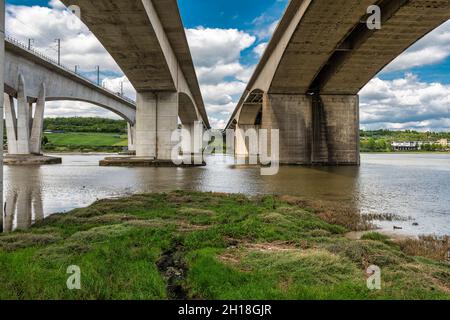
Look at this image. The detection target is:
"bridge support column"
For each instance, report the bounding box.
[312,95,360,165]
[135,92,178,160]
[235,124,259,160]
[136,92,157,158]
[4,78,47,155]
[3,76,61,165]
[30,83,45,155]
[4,75,32,154]
[181,122,203,164]
[127,123,136,152]
[157,93,179,161]
[261,93,312,164]
[4,94,18,154]
[16,75,31,154]
[259,93,359,165]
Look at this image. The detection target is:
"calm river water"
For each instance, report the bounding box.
[2,153,450,236]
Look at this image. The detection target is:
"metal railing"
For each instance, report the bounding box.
[5,34,136,105]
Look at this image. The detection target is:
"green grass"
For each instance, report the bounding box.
[43,132,128,153]
[0,191,449,300]
[45,132,128,147]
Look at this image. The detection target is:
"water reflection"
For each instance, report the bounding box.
[2,153,450,235]
[2,167,44,232]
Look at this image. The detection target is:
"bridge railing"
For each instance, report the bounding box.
[5,35,136,105]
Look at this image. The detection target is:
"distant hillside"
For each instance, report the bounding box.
[361,129,450,141]
[360,130,450,152]
[44,117,127,134]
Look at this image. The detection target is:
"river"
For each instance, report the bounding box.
[2,153,450,236]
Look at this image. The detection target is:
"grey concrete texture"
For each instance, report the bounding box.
[135,91,179,160]
[322,0,450,94]
[60,0,209,128]
[236,94,359,165]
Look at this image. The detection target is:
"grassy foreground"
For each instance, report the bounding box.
[0,191,449,300]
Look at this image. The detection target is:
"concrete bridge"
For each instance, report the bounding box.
[3,37,137,156]
[226,0,450,165]
[61,0,210,161]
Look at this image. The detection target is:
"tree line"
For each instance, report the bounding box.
[360,130,450,152]
[43,117,128,134]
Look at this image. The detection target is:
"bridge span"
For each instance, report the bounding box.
[226,0,450,165]
[3,37,137,155]
[61,0,210,161]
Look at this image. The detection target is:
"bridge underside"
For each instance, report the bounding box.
[232,0,450,166]
[61,0,209,163]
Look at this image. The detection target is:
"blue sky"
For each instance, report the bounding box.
[5,0,450,131]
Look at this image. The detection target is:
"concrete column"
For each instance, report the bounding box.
[181,121,204,164]
[4,94,18,154]
[136,92,157,158]
[261,93,313,164]
[312,95,360,165]
[156,92,178,160]
[127,122,136,152]
[30,83,46,155]
[235,125,247,157]
[16,75,31,154]
[135,91,178,160]
[1,0,5,223]
[235,124,259,157]
[181,123,194,155]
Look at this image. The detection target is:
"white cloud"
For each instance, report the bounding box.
[5,2,121,72]
[208,117,228,129]
[186,27,255,68]
[45,101,122,119]
[186,27,257,128]
[5,2,126,119]
[383,20,450,72]
[251,11,279,41]
[253,42,268,58]
[360,73,450,131]
[102,76,136,101]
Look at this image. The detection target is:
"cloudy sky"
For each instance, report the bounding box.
[5,0,450,131]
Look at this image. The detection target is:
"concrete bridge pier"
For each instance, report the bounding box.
[311,95,360,166]
[181,121,204,165]
[101,92,206,167]
[261,93,313,165]
[260,93,360,165]
[127,123,136,153]
[235,124,260,163]
[4,75,61,165]
[135,91,178,161]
